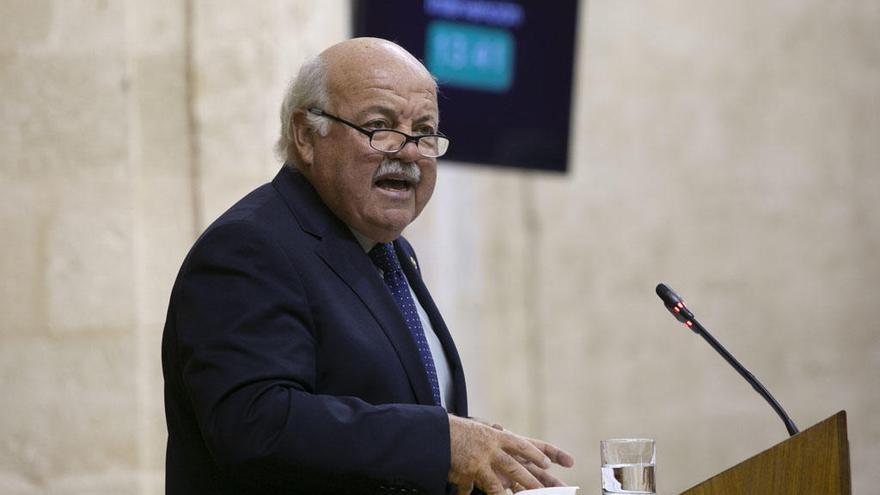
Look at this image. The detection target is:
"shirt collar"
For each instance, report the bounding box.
[349,228,378,253]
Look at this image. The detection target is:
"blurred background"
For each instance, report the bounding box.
[1,0,878,493]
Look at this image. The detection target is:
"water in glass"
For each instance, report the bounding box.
[601,462,655,494]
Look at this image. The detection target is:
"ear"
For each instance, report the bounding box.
[291,109,316,168]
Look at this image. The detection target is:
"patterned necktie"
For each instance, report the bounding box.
[368,242,442,406]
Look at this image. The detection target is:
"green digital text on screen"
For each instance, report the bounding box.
[425,21,515,93]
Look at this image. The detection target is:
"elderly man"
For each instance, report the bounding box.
[162,37,573,494]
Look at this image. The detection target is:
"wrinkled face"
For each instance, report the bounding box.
[296,41,439,243]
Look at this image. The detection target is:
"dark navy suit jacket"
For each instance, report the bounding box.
[162,166,469,494]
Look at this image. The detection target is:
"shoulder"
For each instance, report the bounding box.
[195,165,324,248]
[177,180,308,281]
[169,194,312,322]
[204,182,290,238]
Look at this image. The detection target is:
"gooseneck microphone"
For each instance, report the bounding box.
[655,283,800,437]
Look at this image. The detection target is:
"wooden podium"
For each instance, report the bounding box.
[680,411,851,494]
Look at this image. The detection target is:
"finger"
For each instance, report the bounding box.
[455,481,474,495]
[496,470,517,490]
[475,467,507,495]
[525,462,566,487]
[494,452,543,491]
[502,434,552,469]
[528,438,575,468]
[468,416,504,431]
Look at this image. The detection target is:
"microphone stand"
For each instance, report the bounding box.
[656,283,799,437]
[686,316,799,437]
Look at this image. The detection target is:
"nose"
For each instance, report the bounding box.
[392,139,423,162]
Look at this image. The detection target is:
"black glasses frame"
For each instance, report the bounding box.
[308,108,449,158]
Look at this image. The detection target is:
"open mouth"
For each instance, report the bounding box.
[374,176,414,192]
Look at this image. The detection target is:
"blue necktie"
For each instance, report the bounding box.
[369,242,442,406]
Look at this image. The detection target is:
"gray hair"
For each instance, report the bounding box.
[275,54,332,164]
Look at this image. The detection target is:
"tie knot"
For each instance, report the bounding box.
[368,242,401,274]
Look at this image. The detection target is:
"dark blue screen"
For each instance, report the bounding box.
[353,0,579,172]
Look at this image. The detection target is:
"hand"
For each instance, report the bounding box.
[466,417,575,490]
[447,415,575,495]
[510,434,575,491]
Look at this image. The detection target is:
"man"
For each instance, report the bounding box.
[162,37,573,494]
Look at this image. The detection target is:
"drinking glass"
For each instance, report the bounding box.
[600,438,655,494]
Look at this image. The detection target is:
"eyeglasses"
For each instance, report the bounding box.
[308,108,450,158]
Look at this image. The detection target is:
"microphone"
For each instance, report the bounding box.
[655,283,800,437]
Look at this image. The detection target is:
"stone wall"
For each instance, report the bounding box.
[0,1,349,493]
[1,1,877,493]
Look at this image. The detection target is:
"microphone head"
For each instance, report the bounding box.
[656,283,694,325]
[655,283,679,305]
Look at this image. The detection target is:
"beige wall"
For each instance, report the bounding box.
[1,1,877,493]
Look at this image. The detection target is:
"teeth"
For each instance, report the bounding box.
[376,178,410,191]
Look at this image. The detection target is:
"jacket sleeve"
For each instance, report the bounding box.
[168,219,451,493]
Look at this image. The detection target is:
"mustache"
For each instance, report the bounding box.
[373,159,421,184]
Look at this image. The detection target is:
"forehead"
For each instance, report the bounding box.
[326,45,438,116]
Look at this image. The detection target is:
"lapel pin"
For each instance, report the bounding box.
[409,256,418,270]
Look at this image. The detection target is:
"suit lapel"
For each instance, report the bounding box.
[396,240,469,416]
[271,167,437,406]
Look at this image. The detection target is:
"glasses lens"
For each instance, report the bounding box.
[370,130,450,157]
[418,136,450,157]
[370,130,406,153]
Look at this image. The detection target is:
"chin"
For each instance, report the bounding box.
[367,217,413,243]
